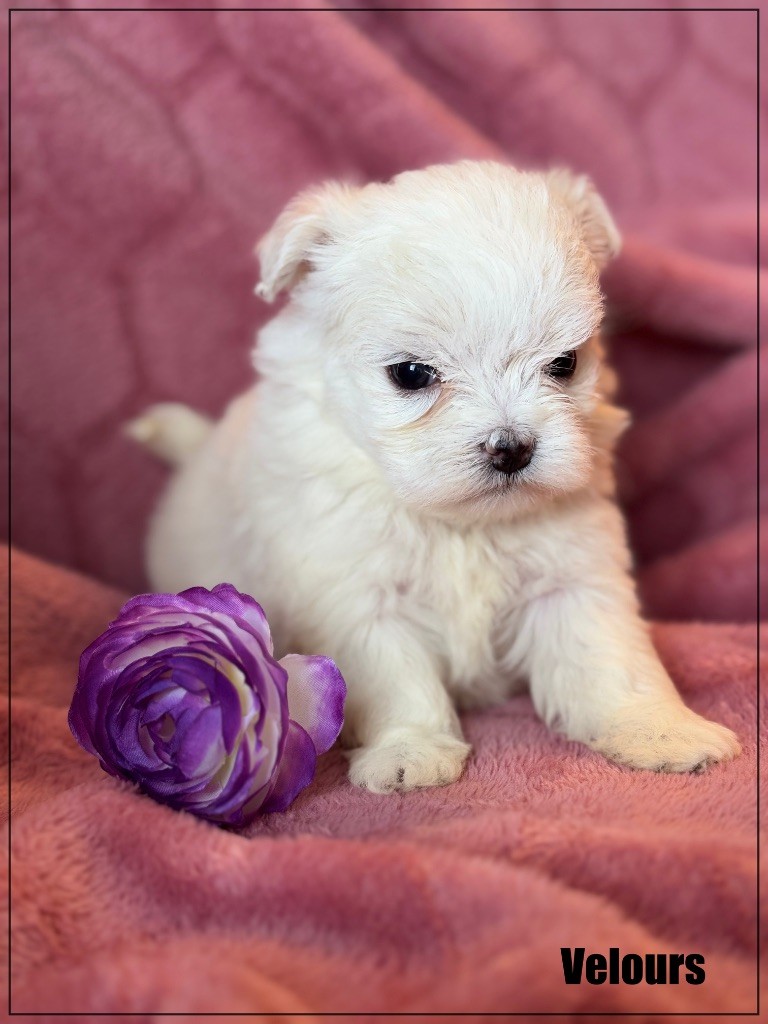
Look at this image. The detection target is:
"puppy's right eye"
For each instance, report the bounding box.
[389,362,439,391]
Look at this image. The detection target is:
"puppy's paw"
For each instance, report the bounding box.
[590,705,741,773]
[347,732,471,794]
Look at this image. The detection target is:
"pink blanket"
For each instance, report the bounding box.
[8,5,761,623]
[6,546,760,1016]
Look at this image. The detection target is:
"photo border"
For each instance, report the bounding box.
[6,6,765,1015]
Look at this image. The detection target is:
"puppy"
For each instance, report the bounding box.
[131,161,740,792]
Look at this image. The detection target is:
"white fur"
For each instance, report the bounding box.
[126,403,213,464]
[140,161,740,793]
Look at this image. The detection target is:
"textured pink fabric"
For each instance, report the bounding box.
[8,5,761,621]
[5,546,760,1015]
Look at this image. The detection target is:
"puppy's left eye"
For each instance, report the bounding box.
[546,350,577,379]
[389,362,439,391]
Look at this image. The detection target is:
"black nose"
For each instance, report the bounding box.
[485,431,535,475]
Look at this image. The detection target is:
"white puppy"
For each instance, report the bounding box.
[132,161,740,793]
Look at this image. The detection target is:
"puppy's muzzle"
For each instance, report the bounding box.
[484,429,535,476]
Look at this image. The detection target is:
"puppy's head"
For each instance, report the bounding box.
[256,161,625,521]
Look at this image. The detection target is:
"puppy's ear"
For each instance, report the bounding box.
[255,182,353,302]
[546,170,621,269]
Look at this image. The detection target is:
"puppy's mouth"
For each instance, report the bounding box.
[450,447,538,503]
[447,466,534,511]
[483,463,534,491]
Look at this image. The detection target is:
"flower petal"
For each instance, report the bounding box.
[259,720,317,815]
[176,583,274,654]
[278,654,346,755]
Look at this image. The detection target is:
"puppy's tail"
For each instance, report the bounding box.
[125,403,213,467]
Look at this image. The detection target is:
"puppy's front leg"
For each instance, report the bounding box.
[513,584,740,772]
[338,621,470,793]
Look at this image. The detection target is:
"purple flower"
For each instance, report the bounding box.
[68,584,346,827]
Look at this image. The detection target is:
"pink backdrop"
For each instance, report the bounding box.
[9,4,762,621]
